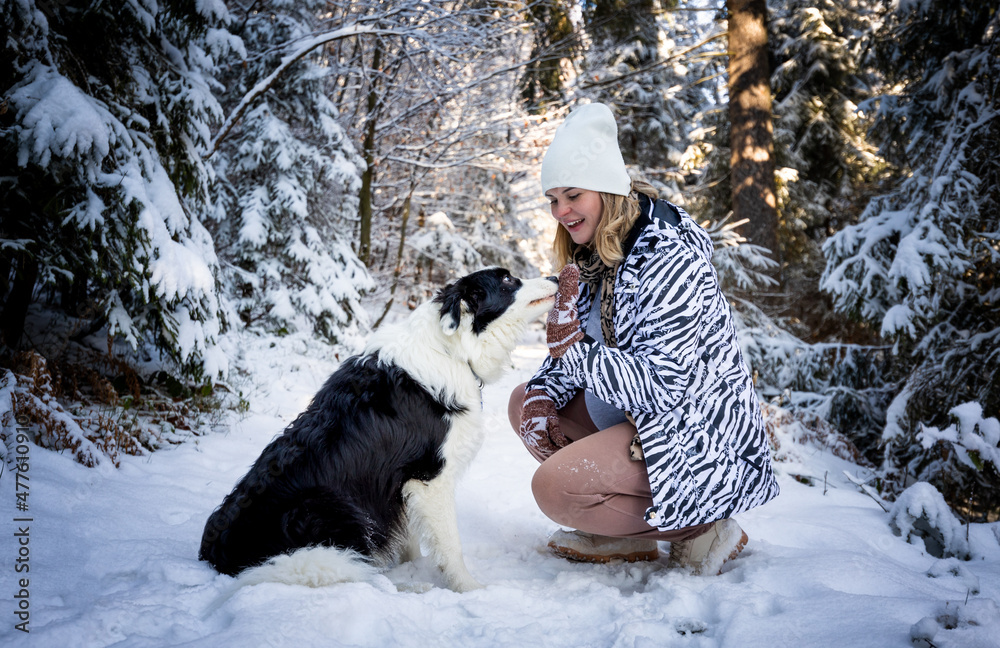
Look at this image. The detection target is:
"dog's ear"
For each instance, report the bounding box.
[436,283,465,336]
[435,281,480,336]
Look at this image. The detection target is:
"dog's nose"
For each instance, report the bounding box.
[545,275,558,284]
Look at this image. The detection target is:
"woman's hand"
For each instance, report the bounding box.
[547,264,584,358]
[518,388,568,459]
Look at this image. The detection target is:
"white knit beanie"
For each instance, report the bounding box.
[540,103,631,196]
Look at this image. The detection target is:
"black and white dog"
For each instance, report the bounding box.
[199,268,557,593]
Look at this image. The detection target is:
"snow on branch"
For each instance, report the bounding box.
[210,23,377,154]
[918,402,1000,473]
[888,482,971,560]
[209,0,525,156]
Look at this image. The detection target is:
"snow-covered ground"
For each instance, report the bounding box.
[2,328,999,648]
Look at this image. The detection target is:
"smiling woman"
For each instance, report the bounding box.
[509,103,779,573]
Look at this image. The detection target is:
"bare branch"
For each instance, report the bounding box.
[210,23,378,155]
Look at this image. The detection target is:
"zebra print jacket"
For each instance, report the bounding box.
[527,195,779,531]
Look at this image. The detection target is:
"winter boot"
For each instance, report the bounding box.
[667,518,748,575]
[547,529,659,563]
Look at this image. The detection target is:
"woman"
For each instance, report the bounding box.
[509,103,779,574]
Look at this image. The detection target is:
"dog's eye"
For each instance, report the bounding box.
[502,275,514,284]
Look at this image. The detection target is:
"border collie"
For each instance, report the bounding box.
[199,268,557,593]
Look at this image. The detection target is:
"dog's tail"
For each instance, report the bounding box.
[238,545,378,587]
[204,546,378,615]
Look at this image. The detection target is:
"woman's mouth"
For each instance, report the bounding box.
[563,219,584,229]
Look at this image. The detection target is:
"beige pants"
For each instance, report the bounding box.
[509,383,712,543]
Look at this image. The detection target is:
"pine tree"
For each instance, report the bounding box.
[1,0,236,377]
[208,0,373,347]
[682,1,898,459]
[766,0,886,335]
[822,1,1000,516]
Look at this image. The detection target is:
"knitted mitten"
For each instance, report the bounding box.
[547,264,584,358]
[518,388,568,459]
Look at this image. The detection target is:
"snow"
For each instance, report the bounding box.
[2,331,999,648]
[11,64,116,170]
[131,161,217,305]
[194,0,228,22]
[888,482,971,560]
[919,403,1000,473]
[106,291,140,350]
[880,303,916,338]
[409,213,484,275]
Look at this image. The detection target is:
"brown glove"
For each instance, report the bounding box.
[518,388,568,460]
[547,264,584,358]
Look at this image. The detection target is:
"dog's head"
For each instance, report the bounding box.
[432,268,557,383]
[434,267,557,336]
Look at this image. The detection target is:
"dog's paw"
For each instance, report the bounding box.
[629,433,644,461]
[449,576,484,593]
[445,572,483,594]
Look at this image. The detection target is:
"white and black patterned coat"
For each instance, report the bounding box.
[527,196,779,530]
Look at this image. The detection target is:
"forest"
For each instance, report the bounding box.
[1,0,998,529]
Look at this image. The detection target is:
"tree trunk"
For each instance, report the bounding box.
[373,188,414,329]
[357,40,382,267]
[728,0,779,261]
[1,251,39,349]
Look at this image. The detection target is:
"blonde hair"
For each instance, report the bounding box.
[553,179,660,270]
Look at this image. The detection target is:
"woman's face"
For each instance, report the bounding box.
[545,187,603,245]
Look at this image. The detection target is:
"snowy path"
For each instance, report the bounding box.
[2,332,999,648]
